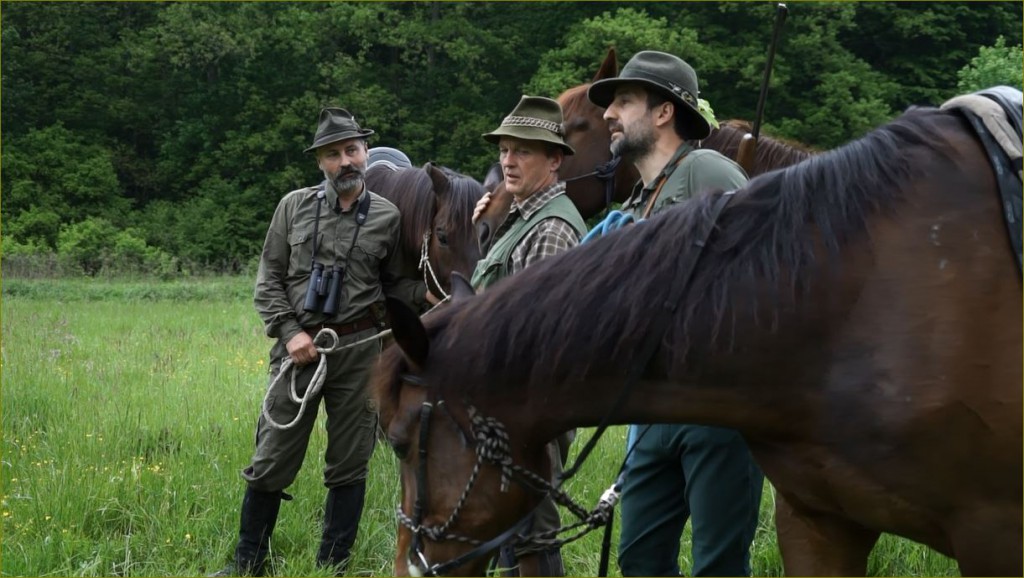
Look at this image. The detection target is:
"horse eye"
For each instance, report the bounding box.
[435,228,449,247]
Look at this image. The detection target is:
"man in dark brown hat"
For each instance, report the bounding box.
[469,96,587,576]
[587,51,765,577]
[213,107,429,577]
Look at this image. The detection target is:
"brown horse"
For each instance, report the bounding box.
[365,162,485,298]
[372,103,1022,576]
[476,48,815,253]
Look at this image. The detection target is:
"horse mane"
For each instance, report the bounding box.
[701,120,816,175]
[387,107,965,403]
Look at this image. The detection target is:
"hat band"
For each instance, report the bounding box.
[623,70,699,107]
[501,115,563,136]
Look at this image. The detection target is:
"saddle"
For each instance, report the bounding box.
[941,86,1023,276]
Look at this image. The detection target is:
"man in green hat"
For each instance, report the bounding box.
[212,107,431,577]
[470,95,587,576]
[587,51,765,577]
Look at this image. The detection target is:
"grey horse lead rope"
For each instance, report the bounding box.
[260,296,452,431]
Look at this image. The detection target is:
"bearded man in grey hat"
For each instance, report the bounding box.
[587,50,765,577]
[212,107,432,577]
[468,95,587,576]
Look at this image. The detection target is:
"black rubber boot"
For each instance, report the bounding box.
[497,548,565,577]
[210,488,283,577]
[315,482,367,575]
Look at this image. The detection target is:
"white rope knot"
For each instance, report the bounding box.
[468,406,513,492]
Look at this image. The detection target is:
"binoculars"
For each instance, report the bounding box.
[303,262,345,315]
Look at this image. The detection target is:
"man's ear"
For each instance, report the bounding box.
[654,101,675,129]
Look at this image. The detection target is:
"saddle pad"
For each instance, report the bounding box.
[941,87,1023,276]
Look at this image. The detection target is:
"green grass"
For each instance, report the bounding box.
[1,278,960,576]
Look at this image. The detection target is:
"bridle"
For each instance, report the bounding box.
[396,182,738,577]
[563,155,623,213]
[395,376,619,577]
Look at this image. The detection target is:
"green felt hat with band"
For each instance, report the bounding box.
[482,95,575,155]
[304,107,375,153]
[587,50,712,140]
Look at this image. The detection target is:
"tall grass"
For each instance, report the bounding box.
[1,278,959,576]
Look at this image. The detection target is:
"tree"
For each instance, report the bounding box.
[2,123,128,248]
[957,36,1024,93]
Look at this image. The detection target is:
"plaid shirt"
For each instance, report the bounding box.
[493,181,582,275]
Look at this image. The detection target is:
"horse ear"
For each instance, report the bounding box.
[424,161,450,199]
[449,272,476,301]
[594,47,618,81]
[385,296,429,369]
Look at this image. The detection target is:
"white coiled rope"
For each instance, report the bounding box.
[260,297,451,431]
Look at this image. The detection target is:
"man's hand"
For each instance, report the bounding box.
[472,191,493,224]
[425,289,441,306]
[286,331,319,366]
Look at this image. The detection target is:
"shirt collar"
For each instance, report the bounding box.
[511,181,567,221]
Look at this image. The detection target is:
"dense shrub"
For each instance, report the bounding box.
[55,217,180,278]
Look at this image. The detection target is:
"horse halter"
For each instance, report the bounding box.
[396,375,529,577]
[563,155,623,211]
[395,375,617,577]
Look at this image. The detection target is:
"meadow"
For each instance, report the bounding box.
[1,277,960,576]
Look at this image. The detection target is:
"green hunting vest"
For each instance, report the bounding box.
[470,193,586,291]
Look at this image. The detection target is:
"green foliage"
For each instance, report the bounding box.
[2,124,129,245]
[55,217,178,278]
[527,8,707,97]
[1,2,1020,269]
[957,36,1024,93]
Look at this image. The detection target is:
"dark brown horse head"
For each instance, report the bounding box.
[367,162,484,297]
[374,296,549,576]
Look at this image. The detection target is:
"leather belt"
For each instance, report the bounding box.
[303,315,378,338]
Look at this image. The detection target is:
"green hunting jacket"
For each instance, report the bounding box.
[622,143,748,218]
[254,182,426,346]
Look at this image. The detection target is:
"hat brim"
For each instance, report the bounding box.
[588,78,711,140]
[482,127,575,155]
[304,129,375,153]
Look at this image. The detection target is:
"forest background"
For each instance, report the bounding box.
[2,1,1022,276]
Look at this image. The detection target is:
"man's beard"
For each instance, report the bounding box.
[610,118,656,161]
[326,166,365,195]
